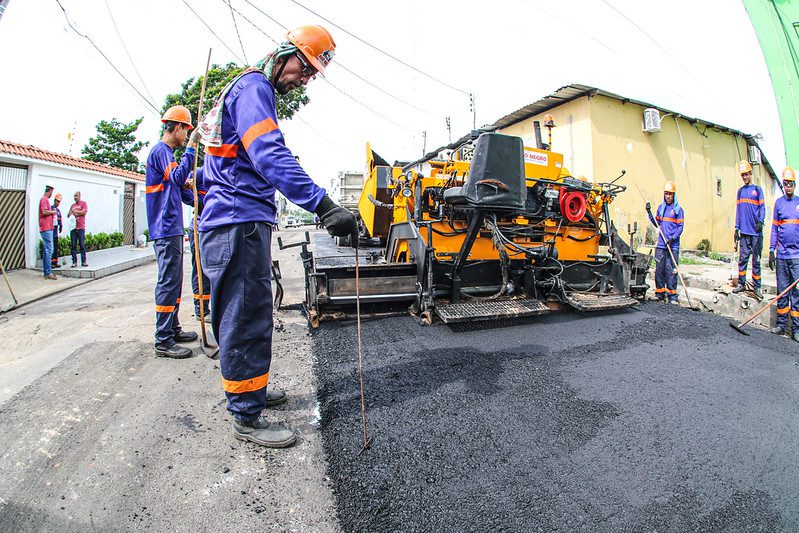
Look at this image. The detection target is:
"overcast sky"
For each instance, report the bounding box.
[0,0,786,189]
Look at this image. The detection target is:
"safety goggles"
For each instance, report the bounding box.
[294,52,317,78]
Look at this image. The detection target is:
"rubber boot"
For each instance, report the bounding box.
[174,330,198,343]
[232,417,296,448]
[155,343,193,359]
[265,390,287,408]
[753,288,764,300]
[732,285,745,294]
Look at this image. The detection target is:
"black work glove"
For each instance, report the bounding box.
[645,202,651,213]
[756,222,763,233]
[315,195,359,248]
[734,228,740,242]
[769,250,775,271]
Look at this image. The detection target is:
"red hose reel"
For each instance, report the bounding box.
[559,190,587,222]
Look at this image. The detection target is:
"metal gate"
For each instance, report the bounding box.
[0,189,25,270]
[123,182,135,245]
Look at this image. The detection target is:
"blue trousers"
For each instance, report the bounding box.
[776,258,799,331]
[153,235,184,346]
[70,229,86,265]
[187,226,211,315]
[200,222,273,422]
[40,231,53,276]
[738,233,763,289]
[655,246,679,302]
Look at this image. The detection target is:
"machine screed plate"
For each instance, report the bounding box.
[435,299,550,324]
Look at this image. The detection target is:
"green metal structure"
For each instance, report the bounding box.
[743,0,799,165]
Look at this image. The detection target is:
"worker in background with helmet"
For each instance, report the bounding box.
[733,160,765,299]
[51,193,63,270]
[768,167,799,340]
[197,25,357,449]
[180,167,211,322]
[645,181,684,304]
[145,105,202,359]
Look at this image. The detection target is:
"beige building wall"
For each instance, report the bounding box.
[498,94,778,253]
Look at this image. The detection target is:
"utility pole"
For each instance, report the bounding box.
[0,0,10,23]
[445,116,452,143]
[422,130,427,156]
[469,93,476,130]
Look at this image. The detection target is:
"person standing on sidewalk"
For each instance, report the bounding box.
[51,193,63,270]
[69,191,89,267]
[733,160,765,299]
[180,167,211,322]
[646,181,684,304]
[145,105,201,359]
[198,25,357,448]
[768,167,799,341]
[39,185,57,280]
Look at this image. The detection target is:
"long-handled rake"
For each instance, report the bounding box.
[730,277,799,335]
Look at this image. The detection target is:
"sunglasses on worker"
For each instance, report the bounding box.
[294,52,317,78]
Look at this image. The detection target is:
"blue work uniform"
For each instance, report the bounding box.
[648,198,684,302]
[199,71,326,422]
[770,194,799,331]
[735,184,766,290]
[51,204,62,268]
[145,141,196,347]
[180,167,211,316]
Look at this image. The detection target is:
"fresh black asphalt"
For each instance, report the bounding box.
[312,302,799,532]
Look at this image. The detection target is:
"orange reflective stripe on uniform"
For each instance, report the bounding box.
[206,144,239,158]
[655,288,666,293]
[163,161,178,181]
[738,271,746,277]
[737,198,764,206]
[155,304,176,313]
[241,118,278,150]
[222,372,269,394]
[193,294,210,300]
[792,310,799,318]
[776,219,799,225]
[660,217,684,223]
[753,274,761,280]
[666,289,677,294]
[777,306,790,315]
[146,183,165,193]
[176,297,181,304]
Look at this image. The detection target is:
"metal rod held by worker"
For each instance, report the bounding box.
[355,245,372,454]
[192,48,218,358]
[0,259,18,306]
[730,277,799,335]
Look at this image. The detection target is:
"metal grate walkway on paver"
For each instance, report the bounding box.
[435,298,550,324]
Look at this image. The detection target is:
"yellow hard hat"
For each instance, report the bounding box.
[783,166,796,182]
[161,105,194,129]
[664,181,676,193]
[738,160,752,174]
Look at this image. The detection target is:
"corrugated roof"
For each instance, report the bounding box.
[410,84,779,183]
[0,139,145,182]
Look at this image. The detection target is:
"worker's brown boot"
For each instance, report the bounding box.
[265,389,287,408]
[232,417,296,448]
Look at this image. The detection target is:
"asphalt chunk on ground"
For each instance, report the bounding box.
[313,302,799,532]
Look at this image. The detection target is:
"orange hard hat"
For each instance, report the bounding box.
[286,25,336,75]
[54,193,62,201]
[738,160,752,174]
[664,181,676,193]
[783,166,796,182]
[161,105,193,129]
[543,113,556,127]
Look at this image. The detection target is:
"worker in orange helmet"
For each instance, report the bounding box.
[51,193,64,270]
[197,25,356,449]
[144,105,203,359]
[646,181,684,304]
[733,160,765,299]
[769,167,799,340]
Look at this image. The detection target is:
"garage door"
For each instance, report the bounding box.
[0,189,25,270]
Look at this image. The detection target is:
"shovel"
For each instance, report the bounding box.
[192,49,219,358]
[730,277,799,335]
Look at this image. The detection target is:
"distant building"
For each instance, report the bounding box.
[0,140,147,270]
[415,84,780,252]
[330,170,365,210]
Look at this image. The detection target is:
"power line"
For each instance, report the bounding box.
[53,0,160,114]
[181,0,245,64]
[599,0,694,79]
[518,0,614,52]
[293,115,351,156]
[103,0,156,105]
[284,0,471,95]
[226,0,248,64]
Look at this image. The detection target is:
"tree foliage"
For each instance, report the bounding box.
[81,117,148,172]
[162,62,310,159]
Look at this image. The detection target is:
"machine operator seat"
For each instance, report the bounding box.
[442,133,527,211]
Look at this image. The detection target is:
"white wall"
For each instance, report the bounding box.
[24,160,141,267]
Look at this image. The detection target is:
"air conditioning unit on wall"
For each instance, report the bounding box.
[749,145,761,165]
[643,108,662,133]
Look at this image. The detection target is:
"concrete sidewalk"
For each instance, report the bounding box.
[2,245,157,312]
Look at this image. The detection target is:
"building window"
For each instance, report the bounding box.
[716,176,722,197]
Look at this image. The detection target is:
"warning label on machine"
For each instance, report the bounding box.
[524,150,548,166]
